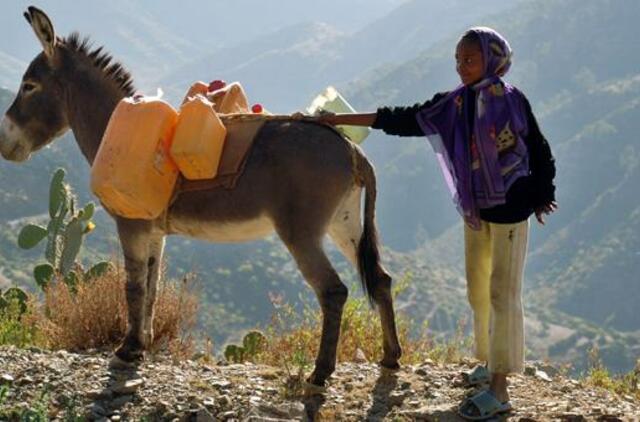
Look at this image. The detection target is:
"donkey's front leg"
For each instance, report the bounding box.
[143,234,165,349]
[114,218,153,364]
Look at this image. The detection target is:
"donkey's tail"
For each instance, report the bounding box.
[353,146,386,306]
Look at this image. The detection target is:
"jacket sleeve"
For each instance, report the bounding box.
[522,95,556,208]
[372,92,448,137]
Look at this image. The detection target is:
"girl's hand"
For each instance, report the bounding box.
[534,201,558,225]
[315,110,338,125]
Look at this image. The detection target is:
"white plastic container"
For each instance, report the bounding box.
[307,86,370,144]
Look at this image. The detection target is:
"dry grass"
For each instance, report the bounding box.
[255,277,470,373]
[584,346,640,401]
[33,265,198,358]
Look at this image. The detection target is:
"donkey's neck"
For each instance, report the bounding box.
[64,65,128,165]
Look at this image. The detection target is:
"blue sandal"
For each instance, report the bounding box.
[458,390,512,420]
[463,365,490,387]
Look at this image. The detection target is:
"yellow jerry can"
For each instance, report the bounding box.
[171,95,227,180]
[90,96,179,219]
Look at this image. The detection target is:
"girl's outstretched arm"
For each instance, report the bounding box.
[315,113,377,127]
[313,92,449,136]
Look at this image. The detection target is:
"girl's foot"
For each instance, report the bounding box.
[490,372,509,403]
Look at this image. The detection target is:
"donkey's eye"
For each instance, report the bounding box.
[21,82,37,94]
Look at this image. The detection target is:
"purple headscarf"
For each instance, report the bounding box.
[416,27,529,229]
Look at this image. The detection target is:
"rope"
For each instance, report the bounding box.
[219,113,320,124]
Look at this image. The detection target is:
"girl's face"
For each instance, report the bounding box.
[456,40,484,86]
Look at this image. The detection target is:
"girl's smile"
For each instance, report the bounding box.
[456,41,484,86]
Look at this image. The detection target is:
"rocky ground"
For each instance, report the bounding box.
[0,346,638,421]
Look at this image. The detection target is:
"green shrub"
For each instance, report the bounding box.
[224,330,267,363]
[0,291,39,348]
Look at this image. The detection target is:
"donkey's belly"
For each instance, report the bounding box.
[168,214,275,242]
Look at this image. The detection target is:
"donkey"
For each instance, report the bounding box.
[0,7,402,387]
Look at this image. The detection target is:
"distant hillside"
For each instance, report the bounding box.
[158,0,514,109]
[0,0,405,92]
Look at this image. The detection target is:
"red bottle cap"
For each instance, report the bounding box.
[208,80,226,92]
[251,104,263,113]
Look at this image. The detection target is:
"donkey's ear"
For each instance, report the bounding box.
[24,6,57,59]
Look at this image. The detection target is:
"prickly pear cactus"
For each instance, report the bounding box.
[49,168,67,218]
[17,224,48,250]
[85,261,114,282]
[16,168,103,292]
[33,263,55,290]
[60,217,84,276]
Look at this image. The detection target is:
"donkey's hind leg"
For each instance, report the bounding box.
[329,187,402,370]
[278,228,348,387]
[113,218,153,364]
[328,186,362,267]
[143,233,165,349]
[371,268,402,370]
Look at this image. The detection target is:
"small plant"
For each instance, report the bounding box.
[425,317,471,364]
[60,393,84,422]
[224,330,267,363]
[0,386,50,421]
[17,168,111,291]
[0,287,38,347]
[0,384,8,405]
[584,345,640,400]
[0,287,28,315]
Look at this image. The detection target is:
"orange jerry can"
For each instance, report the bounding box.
[208,81,250,113]
[181,81,208,105]
[171,95,227,180]
[90,96,179,219]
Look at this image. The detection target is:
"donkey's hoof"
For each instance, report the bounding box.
[112,345,144,369]
[108,354,139,370]
[303,380,327,396]
[379,361,401,376]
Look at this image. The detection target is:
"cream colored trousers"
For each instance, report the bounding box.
[464,219,529,374]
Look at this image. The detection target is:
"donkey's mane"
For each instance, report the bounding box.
[62,32,135,96]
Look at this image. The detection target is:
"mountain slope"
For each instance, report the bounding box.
[0,0,406,92]
[158,0,515,108]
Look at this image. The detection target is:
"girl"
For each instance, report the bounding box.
[316,27,557,419]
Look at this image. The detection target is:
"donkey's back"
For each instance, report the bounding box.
[166,120,359,243]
